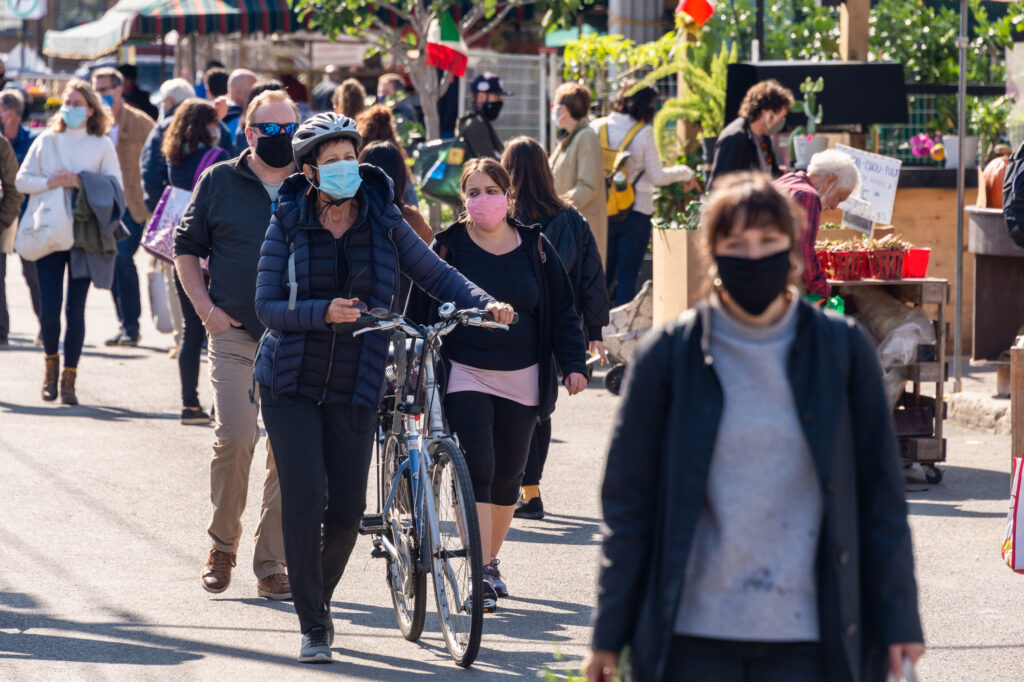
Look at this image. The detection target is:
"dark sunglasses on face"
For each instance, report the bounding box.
[250,122,297,137]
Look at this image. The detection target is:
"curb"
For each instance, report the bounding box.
[945,392,1011,435]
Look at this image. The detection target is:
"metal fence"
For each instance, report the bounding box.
[464,50,548,149]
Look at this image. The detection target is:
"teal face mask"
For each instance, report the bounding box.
[312,159,362,200]
[60,105,88,129]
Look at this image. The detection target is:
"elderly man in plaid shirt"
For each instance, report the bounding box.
[773,150,861,299]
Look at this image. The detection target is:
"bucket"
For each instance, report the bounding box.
[902,248,931,278]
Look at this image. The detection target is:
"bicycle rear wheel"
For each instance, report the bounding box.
[428,438,483,667]
[382,432,427,641]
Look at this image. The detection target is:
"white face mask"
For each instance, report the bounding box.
[551,105,564,127]
[208,126,221,147]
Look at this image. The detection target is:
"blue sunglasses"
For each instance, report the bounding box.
[251,122,297,137]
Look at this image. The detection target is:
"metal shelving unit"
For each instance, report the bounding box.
[829,277,949,484]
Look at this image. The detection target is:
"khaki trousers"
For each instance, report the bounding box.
[206,326,285,579]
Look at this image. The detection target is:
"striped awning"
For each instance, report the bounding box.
[42,0,160,60]
[131,0,298,37]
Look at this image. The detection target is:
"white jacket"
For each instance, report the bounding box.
[590,111,693,215]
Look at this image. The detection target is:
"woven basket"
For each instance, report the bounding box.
[868,250,905,280]
[831,251,867,281]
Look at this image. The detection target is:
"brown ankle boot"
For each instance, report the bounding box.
[60,367,78,405]
[42,354,59,401]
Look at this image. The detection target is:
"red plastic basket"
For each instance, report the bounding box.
[868,250,905,280]
[815,250,833,278]
[831,251,867,281]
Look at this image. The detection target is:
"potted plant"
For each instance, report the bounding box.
[788,76,828,166]
[932,95,979,169]
[969,95,1012,163]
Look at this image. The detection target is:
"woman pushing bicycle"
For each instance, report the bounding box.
[409,157,589,612]
[252,113,513,664]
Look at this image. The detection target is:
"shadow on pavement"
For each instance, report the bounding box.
[906,501,1006,519]
[905,464,1011,502]
[504,513,602,547]
[0,632,203,665]
[0,401,179,422]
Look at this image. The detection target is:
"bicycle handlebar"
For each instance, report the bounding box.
[337,305,517,338]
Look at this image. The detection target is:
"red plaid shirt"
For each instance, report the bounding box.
[773,171,830,298]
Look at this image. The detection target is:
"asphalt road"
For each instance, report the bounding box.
[1,259,1023,680]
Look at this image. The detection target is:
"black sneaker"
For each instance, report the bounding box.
[106,330,140,347]
[0,335,8,347]
[514,494,544,520]
[181,406,212,425]
[298,626,333,663]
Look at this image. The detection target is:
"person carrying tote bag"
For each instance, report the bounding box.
[14,132,74,262]
[15,78,122,405]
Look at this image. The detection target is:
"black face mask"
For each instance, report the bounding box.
[715,250,791,316]
[481,101,503,121]
[254,133,294,168]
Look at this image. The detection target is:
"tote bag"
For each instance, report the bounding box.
[1001,457,1024,573]
[148,269,174,334]
[417,138,467,207]
[14,137,74,262]
[141,148,223,263]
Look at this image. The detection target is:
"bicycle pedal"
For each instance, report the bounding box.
[359,513,387,535]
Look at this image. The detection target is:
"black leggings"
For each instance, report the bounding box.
[522,417,552,487]
[446,391,539,506]
[174,271,206,408]
[663,636,822,681]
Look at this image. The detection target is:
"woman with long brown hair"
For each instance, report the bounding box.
[356,105,419,206]
[16,78,122,405]
[410,156,589,611]
[333,78,367,120]
[501,136,608,520]
[585,172,924,682]
[161,98,230,425]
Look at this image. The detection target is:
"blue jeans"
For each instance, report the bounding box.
[36,250,91,367]
[606,210,653,307]
[111,212,144,334]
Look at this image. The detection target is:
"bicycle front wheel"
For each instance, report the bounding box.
[428,438,484,667]
[382,432,427,641]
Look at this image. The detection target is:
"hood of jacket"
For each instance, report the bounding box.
[275,162,402,235]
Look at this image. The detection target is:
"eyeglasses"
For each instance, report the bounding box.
[250,122,297,137]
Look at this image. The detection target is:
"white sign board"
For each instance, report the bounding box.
[835,144,902,225]
[6,0,45,20]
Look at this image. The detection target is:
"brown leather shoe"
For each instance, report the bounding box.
[257,573,292,600]
[202,548,236,593]
[42,354,59,401]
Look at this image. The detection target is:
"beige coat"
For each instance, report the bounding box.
[115,102,154,225]
[550,119,608,265]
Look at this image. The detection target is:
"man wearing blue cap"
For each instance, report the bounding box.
[458,73,510,160]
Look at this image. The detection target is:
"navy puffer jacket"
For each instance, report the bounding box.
[253,164,493,407]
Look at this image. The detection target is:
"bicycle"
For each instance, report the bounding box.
[350,302,514,667]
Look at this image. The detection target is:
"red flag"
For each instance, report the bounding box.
[676,0,715,26]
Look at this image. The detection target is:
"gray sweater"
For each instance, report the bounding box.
[675,292,823,642]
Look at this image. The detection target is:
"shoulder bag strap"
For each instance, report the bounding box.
[193,148,222,187]
[537,234,546,264]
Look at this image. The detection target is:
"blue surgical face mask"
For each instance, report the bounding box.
[60,105,88,129]
[101,94,115,108]
[312,159,362,200]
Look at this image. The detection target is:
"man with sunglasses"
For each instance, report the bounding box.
[174,90,300,602]
[90,67,155,347]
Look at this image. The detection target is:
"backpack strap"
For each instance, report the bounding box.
[599,122,610,148]
[618,122,646,153]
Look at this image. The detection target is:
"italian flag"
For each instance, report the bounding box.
[425,11,468,78]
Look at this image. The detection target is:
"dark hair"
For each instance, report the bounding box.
[246,79,285,107]
[555,82,591,121]
[356,104,400,147]
[738,79,794,121]
[701,171,803,290]
[117,63,137,80]
[359,141,408,210]
[501,136,569,222]
[204,67,229,98]
[204,60,225,70]
[161,98,219,165]
[334,78,367,119]
[612,79,657,124]
[91,66,124,89]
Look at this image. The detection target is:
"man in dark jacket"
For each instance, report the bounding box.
[0,89,35,346]
[174,90,299,602]
[707,79,793,191]
[458,73,509,160]
[0,133,26,346]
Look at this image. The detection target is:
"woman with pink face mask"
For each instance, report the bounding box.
[409,157,589,612]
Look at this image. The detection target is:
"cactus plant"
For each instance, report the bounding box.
[788,76,825,160]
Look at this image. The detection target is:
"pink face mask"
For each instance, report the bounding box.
[465,193,508,230]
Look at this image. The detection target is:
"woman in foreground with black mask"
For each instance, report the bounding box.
[585,171,924,682]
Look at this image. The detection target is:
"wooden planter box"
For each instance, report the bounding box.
[653,227,705,326]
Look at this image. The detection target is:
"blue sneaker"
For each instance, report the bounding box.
[483,558,508,598]
[298,626,333,663]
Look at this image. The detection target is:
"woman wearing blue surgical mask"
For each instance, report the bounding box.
[15,78,122,405]
[252,112,514,663]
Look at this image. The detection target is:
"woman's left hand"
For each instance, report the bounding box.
[564,372,588,396]
[888,643,925,679]
[485,301,515,325]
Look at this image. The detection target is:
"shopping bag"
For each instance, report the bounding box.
[14,186,74,261]
[1001,457,1024,573]
[148,269,174,334]
[417,139,467,206]
[141,185,191,263]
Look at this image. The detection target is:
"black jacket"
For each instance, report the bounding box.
[534,207,609,342]
[707,116,781,190]
[174,149,276,341]
[410,219,588,420]
[593,300,923,682]
[458,108,503,160]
